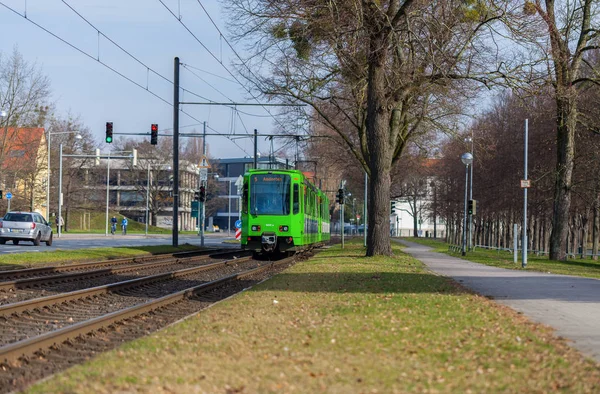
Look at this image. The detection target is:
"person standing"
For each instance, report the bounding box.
[121,217,128,235]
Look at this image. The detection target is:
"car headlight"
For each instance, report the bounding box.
[251,225,261,231]
[279,225,289,232]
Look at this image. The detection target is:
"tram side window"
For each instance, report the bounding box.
[293,184,300,214]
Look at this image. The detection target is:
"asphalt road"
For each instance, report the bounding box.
[0,233,239,255]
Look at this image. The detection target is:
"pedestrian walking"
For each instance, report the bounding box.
[121,217,128,235]
[110,216,117,235]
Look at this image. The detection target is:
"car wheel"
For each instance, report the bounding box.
[46,233,53,246]
[33,233,41,246]
[13,240,19,245]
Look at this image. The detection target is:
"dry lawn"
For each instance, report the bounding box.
[28,243,600,393]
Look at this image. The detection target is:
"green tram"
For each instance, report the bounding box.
[241,169,331,255]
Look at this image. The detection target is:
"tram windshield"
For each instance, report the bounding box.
[250,174,291,215]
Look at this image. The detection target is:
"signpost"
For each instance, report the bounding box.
[191,201,199,218]
[235,219,242,229]
[5,192,12,213]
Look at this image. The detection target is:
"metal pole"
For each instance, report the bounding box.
[341,202,345,249]
[58,143,63,238]
[513,223,518,263]
[253,128,258,169]
[46,132,51,221]
[523,119,528,268]
[145,164,150,236]
[172,57,180,247]
[228,180,231,235]
[462,163,468,256]
[469,135,474,251]
[105,149,111,236]
[200,121,206,246]
[364,172,367,247]
[197,170,201,237]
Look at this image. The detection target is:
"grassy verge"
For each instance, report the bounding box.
[28,241,600,393]
[0,244,203,270]
[405,237,600,279]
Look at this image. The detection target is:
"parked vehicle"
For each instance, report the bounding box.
[0,212,53,246]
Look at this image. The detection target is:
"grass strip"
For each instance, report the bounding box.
[407,237,600,279]
[28,242,600,393]
[0,244,202,270]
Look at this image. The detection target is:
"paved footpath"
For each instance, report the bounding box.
[398,240,600,362]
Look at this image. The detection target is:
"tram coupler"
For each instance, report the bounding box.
[261,233,277,253]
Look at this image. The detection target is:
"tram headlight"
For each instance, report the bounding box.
[279,225,289,232]
[251,225,261,232]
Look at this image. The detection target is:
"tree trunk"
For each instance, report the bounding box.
[365,32,392,256]
[549,95,577,260]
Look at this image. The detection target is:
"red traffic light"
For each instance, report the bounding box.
[151,124,158,132]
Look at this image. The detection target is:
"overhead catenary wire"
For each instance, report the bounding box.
[158,0,294,133]
[0,1,251,146]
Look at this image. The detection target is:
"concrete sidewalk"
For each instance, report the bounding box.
[398,239,600,362]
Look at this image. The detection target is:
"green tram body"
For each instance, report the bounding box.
[241,169,331,254]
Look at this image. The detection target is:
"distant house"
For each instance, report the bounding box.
[0,127,47,214]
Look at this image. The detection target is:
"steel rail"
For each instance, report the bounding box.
[0,255,293,364]
[0,248,224,281]
[0,254,216,291]
[0,256,252,317]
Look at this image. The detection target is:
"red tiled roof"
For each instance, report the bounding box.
[0,127,45,170]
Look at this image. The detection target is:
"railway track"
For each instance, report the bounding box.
[0,251,299,393]
[0,248,224,281]
[0,250,250,305]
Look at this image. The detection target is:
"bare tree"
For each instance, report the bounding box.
[504,1,600,260]
[224,0,504,255]
[0,47,51,169]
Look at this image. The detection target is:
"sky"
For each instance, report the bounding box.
[0,0,283,159]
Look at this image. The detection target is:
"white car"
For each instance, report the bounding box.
[0,212,53,246]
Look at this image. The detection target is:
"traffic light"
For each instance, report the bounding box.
[151,124,158,145]
[336,188,345,204]
[105,122,113,143]
[391,200,397,214]
[0,190,3,199]
[194,190,200,201]
[468,199,477,215]
[199,186,206,202]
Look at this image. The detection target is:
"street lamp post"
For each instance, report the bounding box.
[461,152,473,256]
[47,131,81,221]
[466,135,474,250]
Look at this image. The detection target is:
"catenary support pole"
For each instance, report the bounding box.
[172,57,180,247]
[201,121,207,247]
[523,119,528,268]
[254,128,258,169]
[58,143,63,238]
